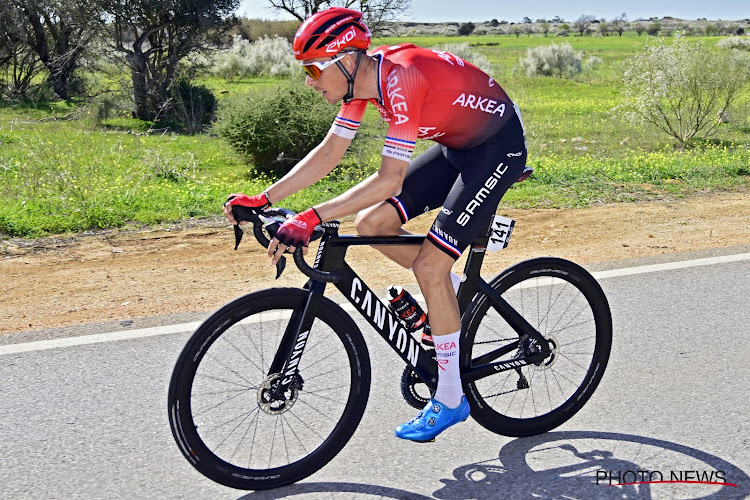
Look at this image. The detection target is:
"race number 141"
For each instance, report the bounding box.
[487,215,515,252]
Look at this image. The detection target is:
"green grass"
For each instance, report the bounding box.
[1,34,748,237]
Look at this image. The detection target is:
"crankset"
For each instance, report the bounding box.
[400,365,433,409]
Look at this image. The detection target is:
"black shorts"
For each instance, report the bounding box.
[386,112,527,259]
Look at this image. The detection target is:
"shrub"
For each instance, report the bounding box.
[519,42,582,77]
[431,43,494,75]
[168,80,217,134]
[717,36,750,51]
[457,22,476,36]
[584,55,603,70]
[646,21,662,36]
[212,35,300,81]
[213,81,337,176]
[620,37,750,146]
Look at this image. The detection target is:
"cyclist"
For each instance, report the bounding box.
[223,7,527,442]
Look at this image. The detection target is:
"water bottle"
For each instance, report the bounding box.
[387,285,427,332]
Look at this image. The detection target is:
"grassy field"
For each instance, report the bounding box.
[0,34,748,237]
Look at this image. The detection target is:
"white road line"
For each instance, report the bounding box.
[1,252,748,356]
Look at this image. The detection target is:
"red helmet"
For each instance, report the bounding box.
[293,8,371,61]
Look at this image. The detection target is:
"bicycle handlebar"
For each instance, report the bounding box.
[230,205,341,283]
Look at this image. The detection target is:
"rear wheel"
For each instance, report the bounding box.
[168,288,371,490]
[462,258,612,437]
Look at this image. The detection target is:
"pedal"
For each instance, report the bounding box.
[415,438,436,443]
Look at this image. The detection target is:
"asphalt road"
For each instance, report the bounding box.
[1,247,749,500]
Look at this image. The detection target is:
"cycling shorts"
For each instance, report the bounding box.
[386,112,527,260]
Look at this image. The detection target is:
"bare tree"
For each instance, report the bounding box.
[268,0,411,36]
[610,13,628,36]
[103,0,238,121]
[573,15,595,36]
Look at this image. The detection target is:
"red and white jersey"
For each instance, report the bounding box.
[329,44,516,162]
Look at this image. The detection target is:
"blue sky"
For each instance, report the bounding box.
[238,0,749,23]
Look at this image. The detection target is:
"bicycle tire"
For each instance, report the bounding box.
[462,257,612,437]
[168,288,371,490]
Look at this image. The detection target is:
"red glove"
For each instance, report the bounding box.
[276,208,322,248]
[225,192,271,210]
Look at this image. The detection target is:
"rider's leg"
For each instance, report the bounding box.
[412,243,463,404]
[394,242,469,442]
[353,202,420,269]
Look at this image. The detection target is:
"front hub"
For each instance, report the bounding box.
[257,373,300,415]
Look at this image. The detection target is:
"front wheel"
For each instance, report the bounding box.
[168,288,371,490]
[462,257,612,437]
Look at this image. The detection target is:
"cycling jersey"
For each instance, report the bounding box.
[329,44,516,162]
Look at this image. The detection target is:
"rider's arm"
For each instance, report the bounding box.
[265,131,351,204]
[313,154,409,222]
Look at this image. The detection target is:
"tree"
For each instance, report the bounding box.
[540,22,550,37]
[521,16,532,24]
[552,16,564,23]
[0,2,42,97]
[621,37,749,146]
[634,23,646,36]
[573,15,595,36]
[10,0,104,100]
[104,0,239,121]
[646,21,661,36]
[457,22,475,36]
[610,13,627,36]
[268,0,411,37]
[598,20,609,36]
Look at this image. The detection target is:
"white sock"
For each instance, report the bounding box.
[433,330,463,408]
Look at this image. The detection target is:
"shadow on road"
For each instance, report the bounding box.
[238,431,749,499]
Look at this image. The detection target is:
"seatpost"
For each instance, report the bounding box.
[456,216,494,313]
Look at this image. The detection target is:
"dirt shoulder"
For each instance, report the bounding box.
[1,190,749,334]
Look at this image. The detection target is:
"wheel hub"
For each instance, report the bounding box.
[257,373,300,415]
[534,335,559,371]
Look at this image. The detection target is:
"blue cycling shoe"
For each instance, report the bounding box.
[395,396,470,442]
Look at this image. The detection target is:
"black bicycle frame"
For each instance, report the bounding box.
[269,218,549,398]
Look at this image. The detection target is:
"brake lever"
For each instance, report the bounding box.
[231,215,287,279]
[261,219,287,279]
[233,224,244,250]
[275,255,286,279]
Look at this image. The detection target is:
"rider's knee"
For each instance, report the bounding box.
[353,210,377,236]
[412,254,445,287]
[354,206,400,236]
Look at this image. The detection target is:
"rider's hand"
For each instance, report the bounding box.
[268,208,322,265]
[222,192,271,225]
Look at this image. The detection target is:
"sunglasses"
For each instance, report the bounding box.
[300,53,349,80]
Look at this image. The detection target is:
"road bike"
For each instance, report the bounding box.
[168,206,612,490]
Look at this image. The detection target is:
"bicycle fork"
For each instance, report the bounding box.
[264,280,327,402]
